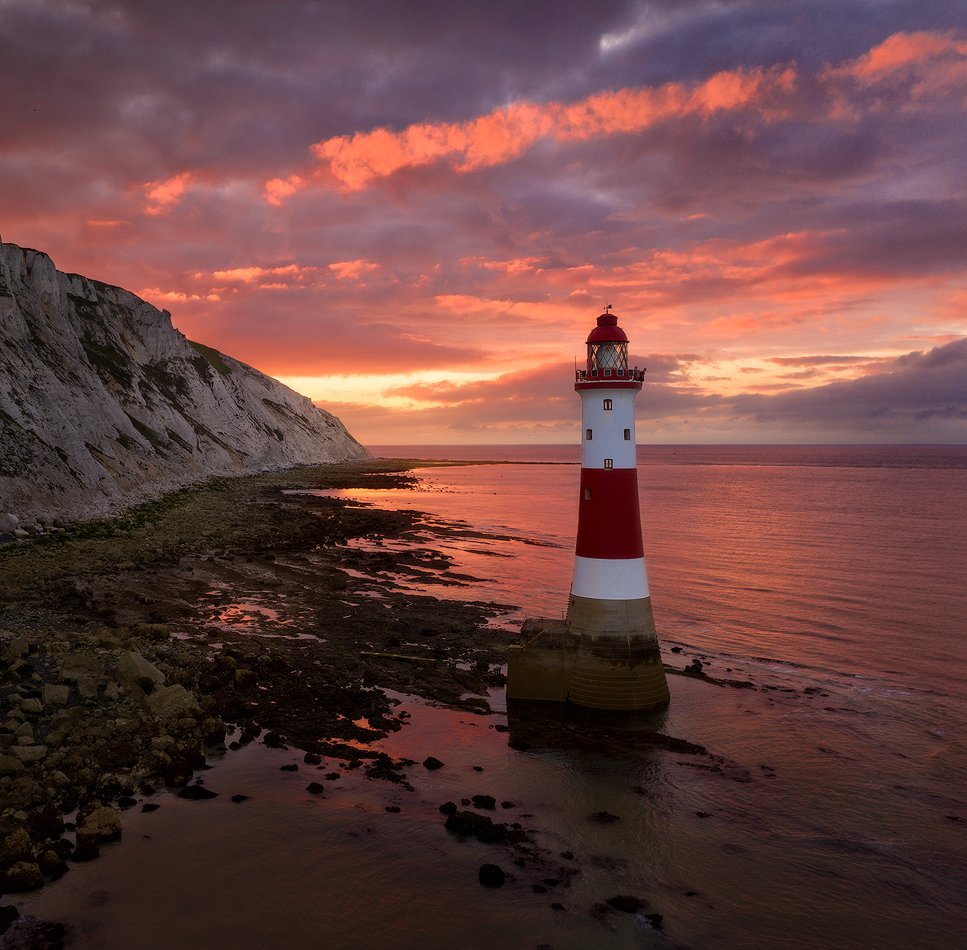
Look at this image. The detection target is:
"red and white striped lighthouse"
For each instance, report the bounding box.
[564,307,669,710]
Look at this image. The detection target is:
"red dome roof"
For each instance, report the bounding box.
[586,311,629,344]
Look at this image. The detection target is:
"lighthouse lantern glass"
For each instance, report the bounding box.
[588,341,628,374]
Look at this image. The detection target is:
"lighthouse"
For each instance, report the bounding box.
[565,307,668,709]
[507,307,669,711]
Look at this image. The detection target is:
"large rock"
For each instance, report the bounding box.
[116,650,165,692]
[145,684,201,721]
[10,745,46,765]
[77,805,122,843]
[444,811,512,844]
[0,826,32,866]
[0,755,25,775]
[0,241,369,525]
[41,684,69,706]
[0,861,43,892]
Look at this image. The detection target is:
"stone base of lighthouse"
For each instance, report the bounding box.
[507,598,669,711]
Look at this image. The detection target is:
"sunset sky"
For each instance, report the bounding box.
[2,0,966,445]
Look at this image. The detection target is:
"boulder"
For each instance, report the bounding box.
[10,745,46,765]
[0,755,25,776]
[444,811,510,844]
[177,784,218,800]
[76,676,98,699]
[0,826,32,866]
[36,848,68,878]
[0,861,43,892]
[77,805,122,843]
[116,651,165,692]
[606,895,646,913]
[478,863,506,887]
[146,684,201,721]
[41,684,70,706]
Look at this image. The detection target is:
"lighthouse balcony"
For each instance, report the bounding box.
[575,367,644,391]
[575,367,645,383]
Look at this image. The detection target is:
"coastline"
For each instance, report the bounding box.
[0,463,508,904]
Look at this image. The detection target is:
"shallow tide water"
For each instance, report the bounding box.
[14,444,967,949]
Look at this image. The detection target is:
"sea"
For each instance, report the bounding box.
[13,444,967,949]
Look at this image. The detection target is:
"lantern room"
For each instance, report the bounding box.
[575,308,645,387]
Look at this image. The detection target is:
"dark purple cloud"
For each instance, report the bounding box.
[727,339,967,430]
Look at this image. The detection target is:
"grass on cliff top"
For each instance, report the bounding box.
[188,340,233,376]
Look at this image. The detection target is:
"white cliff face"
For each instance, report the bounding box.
[0,242,370,527]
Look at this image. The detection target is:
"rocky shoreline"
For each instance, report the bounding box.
[1,459,752,948]
[0,460,511,926]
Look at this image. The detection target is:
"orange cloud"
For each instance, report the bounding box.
[834,30,967,83]
[480,257,544,274]
[304,64,798,192]
[210,264,316,283]
[328,259,380,279]
[264,174,306,205]
[143,171,193,215]
[823,30,967,117]
[138,287,221,303]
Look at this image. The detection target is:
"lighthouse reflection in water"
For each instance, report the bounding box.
[507,308,670,710]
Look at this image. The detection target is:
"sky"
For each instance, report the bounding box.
[2,0,966,445]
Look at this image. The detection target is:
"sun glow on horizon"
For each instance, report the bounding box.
[276,370,500,411]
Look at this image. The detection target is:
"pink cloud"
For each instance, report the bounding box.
[211,264,313,283]
[834,30,967,83]
[138,287,221,304]
[143,171,193,215]
[264,174,306,205]
[328,259,380,280]
[823,30,967,118]
[302,64,799,192]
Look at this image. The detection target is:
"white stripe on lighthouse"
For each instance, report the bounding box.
[571,555,650,600]
[580,388,637,469]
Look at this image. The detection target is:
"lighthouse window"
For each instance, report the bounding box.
[586,428,592,440]
[584,488,592,500]
[604,458,614,469]
[603,399,612,411]
[624,428,631,440]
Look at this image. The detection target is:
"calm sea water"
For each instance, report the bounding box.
[16,444,967,949]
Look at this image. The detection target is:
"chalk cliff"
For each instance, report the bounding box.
[0,242,369,528]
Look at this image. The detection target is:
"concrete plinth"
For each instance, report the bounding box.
[506,619,577,702]
[507,615,669,711]
[568,639,669,710]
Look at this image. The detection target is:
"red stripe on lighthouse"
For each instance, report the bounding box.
[575,468,644,560]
